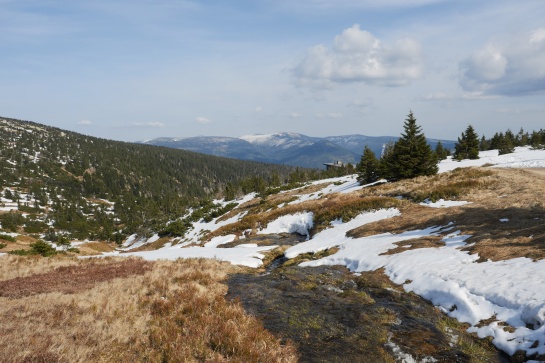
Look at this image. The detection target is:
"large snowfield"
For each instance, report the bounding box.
[4,146,545,358]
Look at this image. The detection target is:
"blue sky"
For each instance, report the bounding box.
[1,0,544,141]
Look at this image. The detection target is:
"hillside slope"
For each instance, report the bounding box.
[93,147,545,361]
[0,116,298,239]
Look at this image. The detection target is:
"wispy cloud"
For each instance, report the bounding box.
[78,119,93,125]
[348,99,373,109]
[195,117,211,124]
[316,112,344,119]
[133,122,165,128]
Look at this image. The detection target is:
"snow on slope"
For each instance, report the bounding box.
[240,132,316,149]
[107,241,276,268]
[439,146,545,172]
[284,209,545,356]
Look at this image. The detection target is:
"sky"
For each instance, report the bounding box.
[1,0,544,142]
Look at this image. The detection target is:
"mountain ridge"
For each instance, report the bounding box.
[140,132,456,168]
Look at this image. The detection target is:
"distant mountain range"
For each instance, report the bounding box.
[140,132,456,169]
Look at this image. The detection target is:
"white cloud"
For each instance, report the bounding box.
[195,117,211,124]
[78,119,93,125]
[315,112,343,119]
[289,112,302,118]
[459,28,545,96]
[255,106,263,112]
[348,98,372,108]
[327,112,343,119]
[133,122,165,128]
[291,24,423,88]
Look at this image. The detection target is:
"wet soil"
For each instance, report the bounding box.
[228,258,510,363]
[219,233,308,248]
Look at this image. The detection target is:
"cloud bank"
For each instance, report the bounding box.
[292,24,423,88]
[460,28,545,96]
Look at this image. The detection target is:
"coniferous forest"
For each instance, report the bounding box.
[0,117,349,242]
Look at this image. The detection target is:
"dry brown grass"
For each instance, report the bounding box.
[361,167,496,202]
[15,235,39,244]
[0,235,39,253]
[78,241,117,255]
[0,259,151,298]
[350,167,545,261]
[0,256,298,363]
[0,254,90,280]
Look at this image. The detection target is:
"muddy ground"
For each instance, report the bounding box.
[228,252,513,363]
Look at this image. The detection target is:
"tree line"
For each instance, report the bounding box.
[356,112,545,185]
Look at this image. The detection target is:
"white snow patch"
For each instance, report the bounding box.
[183,211,246,244]
[258,212,314,239]
[106,244,276,268]
[285,208,401,259]
[385,333,437,363]
[419,199,471,208]
[204,234,236,248]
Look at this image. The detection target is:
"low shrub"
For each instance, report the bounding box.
[9,241,58,257]
[313,197,401,232]
[0,233,16,242]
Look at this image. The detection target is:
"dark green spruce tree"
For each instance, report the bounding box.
[357,146,380,185]
[498,134,515,155]
[382,111,438,180]
[479,135,489,151]
[434,141,448,160]
[453,125,480,160]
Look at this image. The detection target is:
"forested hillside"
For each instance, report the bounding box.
[0,117,305,241]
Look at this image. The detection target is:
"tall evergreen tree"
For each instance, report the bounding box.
[489,132,503,150]
[498,134,515,155]
[479,135,489,151]
[434,141,448,160]
[453,125,480,160]
[516,128,529,146]
[382,111,438,180]
[530,131,544,149]
[357,146,380,185]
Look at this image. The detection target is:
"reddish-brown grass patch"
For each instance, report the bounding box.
[0,259,151,298]
[0,257,298,362]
